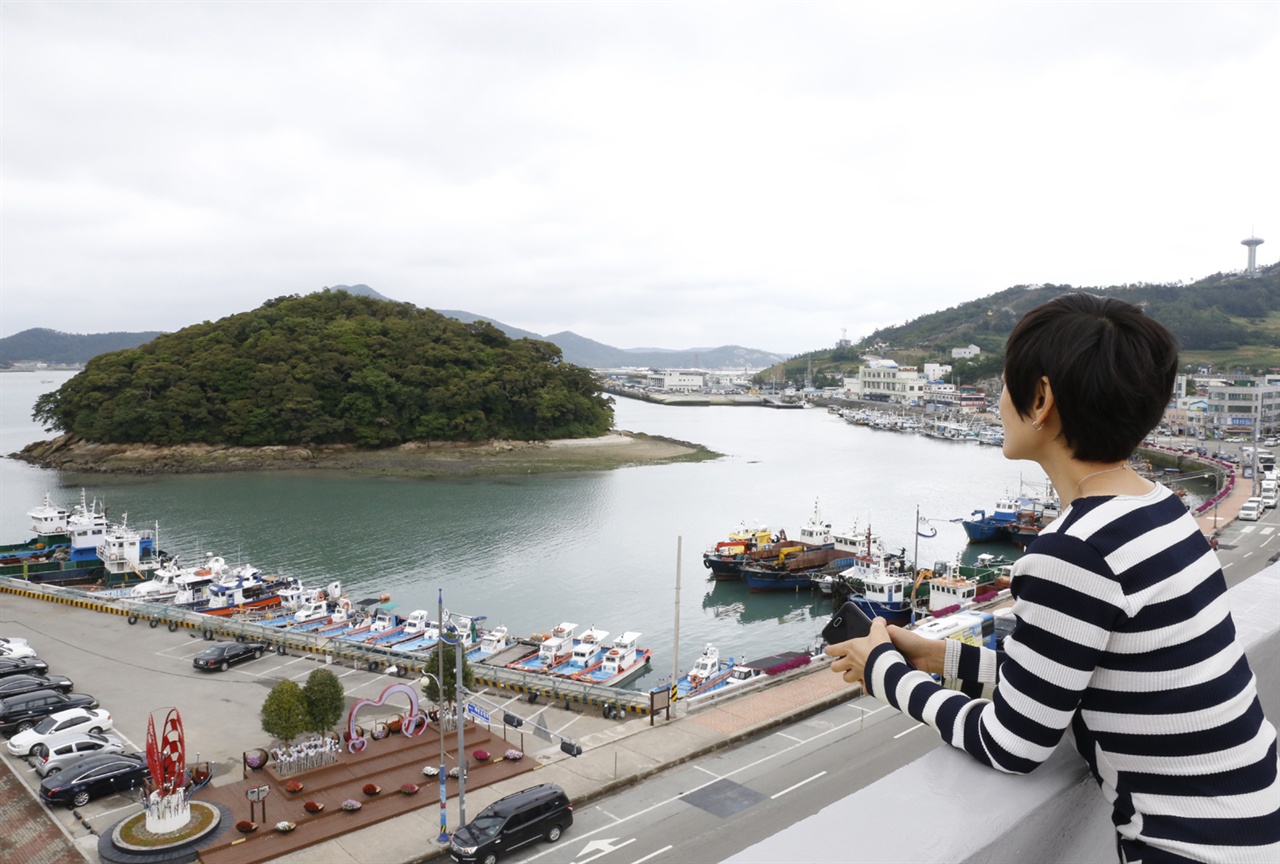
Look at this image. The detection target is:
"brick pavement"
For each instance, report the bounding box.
[0,753,85,864]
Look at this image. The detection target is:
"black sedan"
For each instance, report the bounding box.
[0,674,73,698]
[39,752,148,808]
[192,640,267,672]
[0,690,99,734]
[0,656,50,679]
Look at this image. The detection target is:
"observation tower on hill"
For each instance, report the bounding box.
[1241,235,1264,274]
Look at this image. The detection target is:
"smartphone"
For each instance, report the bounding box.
[822,601,875,644]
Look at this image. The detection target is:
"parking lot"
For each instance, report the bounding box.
[0,590,629,862]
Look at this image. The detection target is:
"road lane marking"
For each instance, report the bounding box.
[631,846,673,864]
[775,732,803,742]
[893,723,925,739]
[525,698,897,862]
[694,765,721,778]
[771,770,827,799]
[573,837,637,864]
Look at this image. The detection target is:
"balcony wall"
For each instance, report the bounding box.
[727,563,1280,864]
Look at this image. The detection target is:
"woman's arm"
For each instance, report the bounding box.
[830,535,1125,774]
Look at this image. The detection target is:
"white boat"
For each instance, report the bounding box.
[676,643,733,698]
[572,631,651,686]
[549,627,610,678]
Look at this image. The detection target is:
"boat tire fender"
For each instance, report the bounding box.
[276,644,287,655]
[149,619,158,629]
[168,621,179,632]
[127,615,138,626]
[203,629,213,641]
[235,635,246,643]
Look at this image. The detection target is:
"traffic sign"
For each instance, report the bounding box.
[466,702,490,724]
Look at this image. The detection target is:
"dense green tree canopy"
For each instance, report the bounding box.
[33,291,613,446]
[302,668,346,734]
[261,678,308,743]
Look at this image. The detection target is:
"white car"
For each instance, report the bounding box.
[0,640,36,660]
[4,708,113,757]
[35,732,127,777]
[1238,499,1263,522]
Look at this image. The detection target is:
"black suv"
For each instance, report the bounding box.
[0,690,99,734]
[450,783,572,864]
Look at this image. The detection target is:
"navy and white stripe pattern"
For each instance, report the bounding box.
[864,485,1280,862]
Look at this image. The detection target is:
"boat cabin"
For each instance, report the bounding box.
[569,627,610,667]
[478,625,509,655]
[601,632,641,675]
[538,622,579,665]
[28,493,70,540]
[400,610,433,636]
[928,575,977,612]
[689,644,720,681]
[796,500,835,546]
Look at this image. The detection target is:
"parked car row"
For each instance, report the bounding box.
[0,636,145,808]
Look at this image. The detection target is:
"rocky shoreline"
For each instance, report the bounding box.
[9,431,718,477]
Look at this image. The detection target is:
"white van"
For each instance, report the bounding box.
[1238,499,1263,521]
[1262,489,1278,510]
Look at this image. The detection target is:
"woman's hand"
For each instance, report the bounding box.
[885,625,945,676]
[825,617,892,687]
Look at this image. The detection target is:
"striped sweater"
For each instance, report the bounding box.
[864,484,1280,863]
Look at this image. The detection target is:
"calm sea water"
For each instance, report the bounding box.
[0,371,1035,688]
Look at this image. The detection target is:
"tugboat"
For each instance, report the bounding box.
[0,491,160,585]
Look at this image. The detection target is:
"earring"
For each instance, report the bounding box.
[1033,422,1044,431]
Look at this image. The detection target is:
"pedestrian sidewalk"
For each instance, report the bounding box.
[1193,464,1255,536]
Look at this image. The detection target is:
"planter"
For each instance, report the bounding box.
[422,765,439,777]
[284,781,304,794]
[341,800,362,813]
[276,821,296,834]
[388,717,403,734]
[304,801,324,813]
[400,783,419,795]
[243,748,269,771]
[235,820,257,834]
[472,749,490,762]
[504,748,524,761]
[363,783,381,796]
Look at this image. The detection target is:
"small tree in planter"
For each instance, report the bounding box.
[261,678,308,744]
[302,668,345,734]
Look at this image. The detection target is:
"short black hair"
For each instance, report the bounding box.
[1003,293,1179,463]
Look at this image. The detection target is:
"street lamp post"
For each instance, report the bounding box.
[420,669,449,844]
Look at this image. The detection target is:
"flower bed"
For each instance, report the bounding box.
[472,749,490,762]
[341,799,362,813]
[276,821,296,834]
[505,748,524,761]
[363,783,381,796]
[304,801,324,813]
[285,780,304,794]
[401,783,419,795]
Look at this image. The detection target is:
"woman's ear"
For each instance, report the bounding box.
[1033,377,1056,429]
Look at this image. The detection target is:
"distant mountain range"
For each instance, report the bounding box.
[0,284,787,370]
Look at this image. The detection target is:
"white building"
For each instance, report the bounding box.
[923,363,953,381]
[646,369,705,393]
[951,344,981,360]
[1200,376,1280,437]
[859,363,927,405]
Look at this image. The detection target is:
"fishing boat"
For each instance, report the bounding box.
[571,632,651,686]
[548,627,610,678]
[740,548,856,592]
[702,523,777,579]
[0,491,159,585]
[676,643,734,698]
[1004,493,1061,548]
[961,497,1020,542]
[507,622,577,673]
[464,625,509,661]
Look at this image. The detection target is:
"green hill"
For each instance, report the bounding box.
[0,328,166,366]
[32,290,613,447]
[765,265,1280,387]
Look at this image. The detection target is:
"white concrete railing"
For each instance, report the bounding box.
[727,563,1280,864]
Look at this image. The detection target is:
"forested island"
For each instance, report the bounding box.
[13,292,720,476]
[32,291,613,447]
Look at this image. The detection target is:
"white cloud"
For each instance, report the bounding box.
[2,1,1277,355]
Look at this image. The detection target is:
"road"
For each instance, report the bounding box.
[515,695,939,864]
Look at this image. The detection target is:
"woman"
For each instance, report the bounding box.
[827,293,1278,863]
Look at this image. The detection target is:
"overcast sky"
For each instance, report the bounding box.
[2,1,1277,356]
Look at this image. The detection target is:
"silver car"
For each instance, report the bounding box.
[35,732,127,777]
